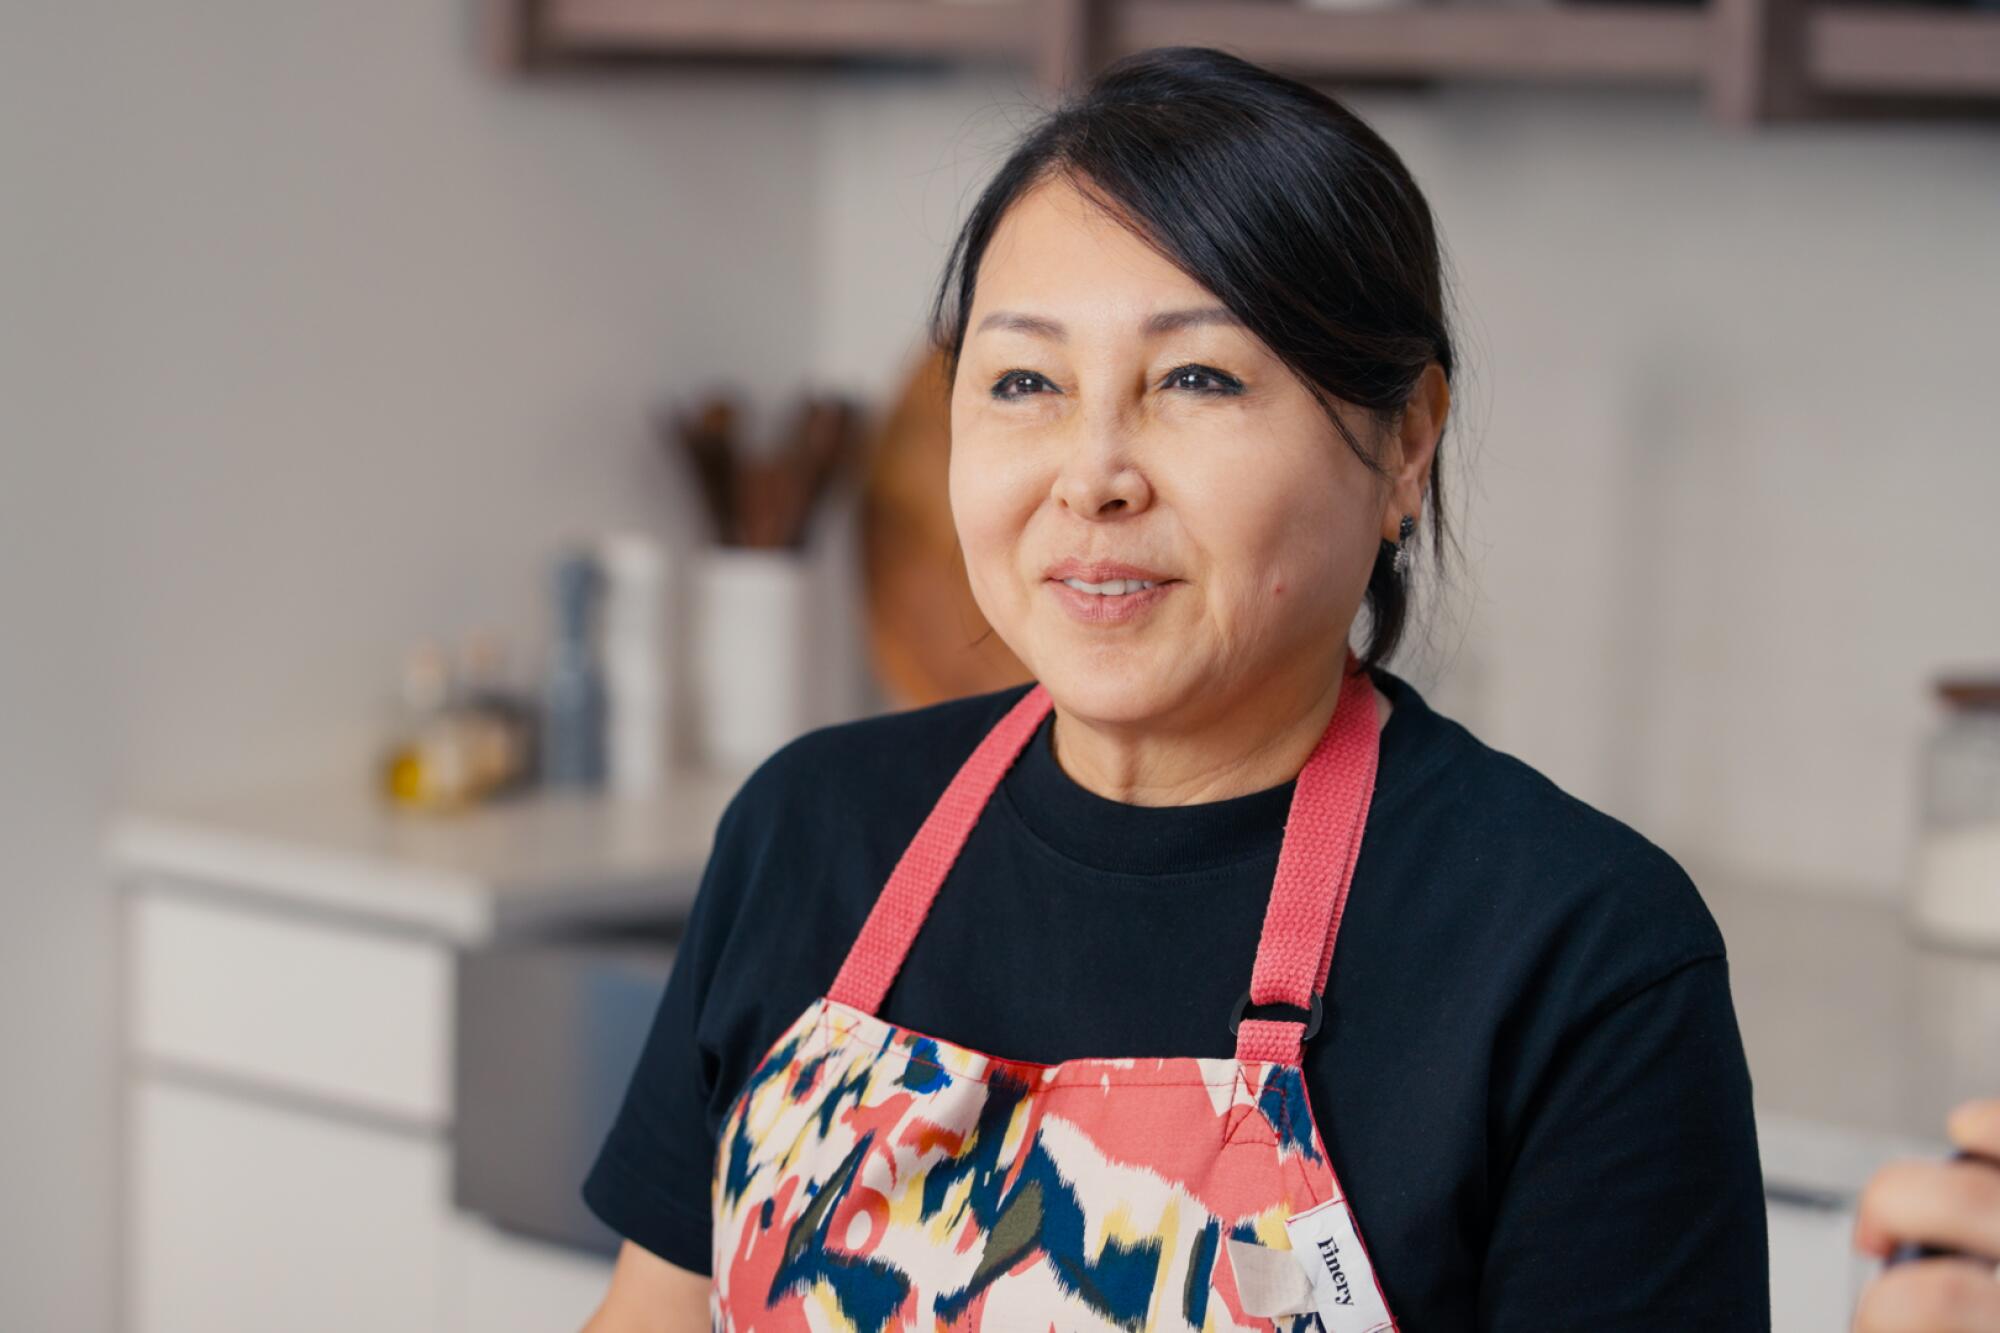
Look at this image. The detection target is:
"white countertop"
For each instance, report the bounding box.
[104,779,1997,1201]
[104,769,743,942]
[1693,861,2000,1199]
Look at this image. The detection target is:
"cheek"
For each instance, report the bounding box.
[946,421,998,537]
[1205,477,1323,574]
[1202,489,1346,623]
[948,438,1037,593]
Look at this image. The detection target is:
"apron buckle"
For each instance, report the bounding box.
[1228,989,1325,1041]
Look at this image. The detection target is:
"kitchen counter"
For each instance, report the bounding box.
[107,770,750,1332]
[104,769,743,942]
[105,779,1997,1205]
[1689,858,2000,1201]
[108,777,1976,1330]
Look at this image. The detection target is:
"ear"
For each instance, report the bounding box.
[1381,361,1448,542]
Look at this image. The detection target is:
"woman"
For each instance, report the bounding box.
[582,45,1766,1331]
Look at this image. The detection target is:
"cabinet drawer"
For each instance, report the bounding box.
[129,1076,451,1333]
[129,889,452,1125]
[449,1215,613,1333]
[1768,1193,1866,1331]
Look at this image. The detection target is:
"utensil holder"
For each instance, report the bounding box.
[688,544,833,774]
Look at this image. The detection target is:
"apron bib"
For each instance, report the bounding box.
[709,651,1395,1332]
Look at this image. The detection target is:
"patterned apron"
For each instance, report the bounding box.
[709,650,1396,1332]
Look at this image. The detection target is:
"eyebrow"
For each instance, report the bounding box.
[972,306,1243,340]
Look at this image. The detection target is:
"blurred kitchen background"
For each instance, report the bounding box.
[4,1,1998,1330]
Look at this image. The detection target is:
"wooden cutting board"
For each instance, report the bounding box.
[859,345,1031,709]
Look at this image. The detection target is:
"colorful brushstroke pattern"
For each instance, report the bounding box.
[710,996,1384,1332]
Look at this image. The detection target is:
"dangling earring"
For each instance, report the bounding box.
[1389,513,1415,576]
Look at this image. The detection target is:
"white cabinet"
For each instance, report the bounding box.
[1768,1192,1871,1332]
[449,1215,614,1332]
[118,882,610,1333]
[127,1077,452,1333]
[129,890,453,1124]
[109,782,729,1333]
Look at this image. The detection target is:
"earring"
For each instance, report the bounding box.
[1390,513,1415,575]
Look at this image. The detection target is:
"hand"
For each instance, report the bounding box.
[1851,1096,2000,1331]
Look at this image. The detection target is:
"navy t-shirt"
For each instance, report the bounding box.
[582,662,1770,1328]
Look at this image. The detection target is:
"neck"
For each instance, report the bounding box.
[1047,668,1390,807]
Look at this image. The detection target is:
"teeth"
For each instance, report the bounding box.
[1062,577,1157,595]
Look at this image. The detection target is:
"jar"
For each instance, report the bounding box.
[1909,674,2000,953]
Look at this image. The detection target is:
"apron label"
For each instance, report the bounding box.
[1225,1237,1316,1318]
[1283,1196,1396,1332]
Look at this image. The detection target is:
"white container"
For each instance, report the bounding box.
[1908,675,2000,953]
[1911,822,2000,951]
[688,546,821,775]
[597,531,674,800]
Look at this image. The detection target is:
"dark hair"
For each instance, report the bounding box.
[928,45,1459,674]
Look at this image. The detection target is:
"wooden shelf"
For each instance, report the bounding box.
[538,0,1036,63]
[1811,4,2000,94]
[489,0,2000,124]
[1106,2,1709,85]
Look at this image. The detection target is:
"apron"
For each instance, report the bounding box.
[709,650,1395,1332]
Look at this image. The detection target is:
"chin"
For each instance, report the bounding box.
[1031,655,1182,725]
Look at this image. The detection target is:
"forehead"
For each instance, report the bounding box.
[972,175,1219,316]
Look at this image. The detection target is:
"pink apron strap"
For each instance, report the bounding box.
[1232,650,1382,1065]
[828,652,1382,1070]
[827,681,1054,1015]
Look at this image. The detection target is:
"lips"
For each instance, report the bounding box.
[1043,557,1180,585]
[1044,565,1182,626]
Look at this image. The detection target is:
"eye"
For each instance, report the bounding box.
[1162,363,1243,396]
[990,369,1054,400]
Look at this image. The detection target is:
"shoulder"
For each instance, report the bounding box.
[1375,685,1726,1013]
[714,680,1038,864]
[679,680,1039,1007]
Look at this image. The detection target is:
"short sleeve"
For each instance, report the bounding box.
[580,787,757,1276]
[1476,953,1769,1329]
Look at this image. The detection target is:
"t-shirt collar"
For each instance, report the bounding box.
[999,664,1428,876]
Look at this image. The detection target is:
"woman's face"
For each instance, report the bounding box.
[949,174,1427,729]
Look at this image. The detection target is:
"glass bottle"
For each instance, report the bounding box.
[538,549,609,790]
[379,640,478,811]
[457,630,539,799]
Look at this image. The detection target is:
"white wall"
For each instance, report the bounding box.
[1401,89,2000,898]
[1,3,820,1328]
[5,13,1998,1328]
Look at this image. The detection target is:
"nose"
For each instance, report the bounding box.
[1050,400,1154,518]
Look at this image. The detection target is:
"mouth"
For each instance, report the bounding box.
[1044,575,1182,625]
[1047,575,1180,596]
[1041,556,1180,586]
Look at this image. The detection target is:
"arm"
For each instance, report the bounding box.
[1478,954,1770,1330]
[580,1240,711,1333]
[579,783,761,1327]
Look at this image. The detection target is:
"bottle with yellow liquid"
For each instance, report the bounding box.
[380,640,481,812]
